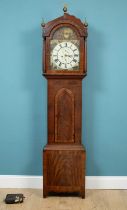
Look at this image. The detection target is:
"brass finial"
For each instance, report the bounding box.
[41,18,45,27]
[63,4,68,13]
[83,18,88,27]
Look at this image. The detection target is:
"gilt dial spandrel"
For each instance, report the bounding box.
[50,27,80,71]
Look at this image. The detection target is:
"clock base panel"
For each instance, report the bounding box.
[43,144,86,198]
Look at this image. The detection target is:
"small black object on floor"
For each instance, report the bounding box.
[5,194,25,204]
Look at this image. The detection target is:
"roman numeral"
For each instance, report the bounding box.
[74,54,79,57]
[73,59,77,63]
[55,59,59,63]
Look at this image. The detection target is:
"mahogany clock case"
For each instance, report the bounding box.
[42,12,88,198]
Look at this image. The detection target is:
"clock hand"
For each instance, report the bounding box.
[65,54,73,58]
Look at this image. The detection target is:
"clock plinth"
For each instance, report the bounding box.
[42,12,88,198]
[43,144,86,198]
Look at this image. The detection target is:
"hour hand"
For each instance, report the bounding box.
[65,54,73,58]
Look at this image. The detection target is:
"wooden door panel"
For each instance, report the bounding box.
[48,79,82,144]
[55,88,74,142]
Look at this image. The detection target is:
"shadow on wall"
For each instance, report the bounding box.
[20,27,47,175]
[83,25,106,176]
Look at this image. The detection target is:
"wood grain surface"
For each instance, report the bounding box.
[47,79,82,144]
[55,88,74,143]
[43,145,85,198]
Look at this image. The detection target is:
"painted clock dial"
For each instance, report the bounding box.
[50,27,80,70]
[52,41,79,70]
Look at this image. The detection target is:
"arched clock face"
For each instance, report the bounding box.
[51,41,79,70]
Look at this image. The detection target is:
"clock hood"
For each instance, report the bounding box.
[42,13,88,38]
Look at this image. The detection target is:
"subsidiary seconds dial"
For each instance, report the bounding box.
[51,41,79,70]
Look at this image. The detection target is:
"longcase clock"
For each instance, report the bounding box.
[41,7,88,198]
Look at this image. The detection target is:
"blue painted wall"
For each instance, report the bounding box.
[0,0,127,175]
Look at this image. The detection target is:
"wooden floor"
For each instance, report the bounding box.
[0,189,127,210]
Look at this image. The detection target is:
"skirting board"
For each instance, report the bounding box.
[0,176,127,189]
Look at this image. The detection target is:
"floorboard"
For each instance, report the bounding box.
[0,189,127,210]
